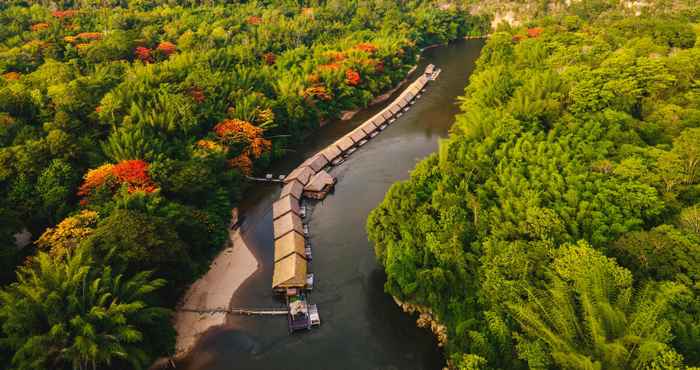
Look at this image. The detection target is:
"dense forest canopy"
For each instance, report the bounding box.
[368,5,700,370]
[0,1,488,369]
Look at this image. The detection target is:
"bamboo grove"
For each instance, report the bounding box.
[0,1,489,369]
[368,4,700,369]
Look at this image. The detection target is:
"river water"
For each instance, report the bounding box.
[173,39,483,370]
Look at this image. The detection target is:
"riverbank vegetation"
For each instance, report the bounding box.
[0,1,488,368]
[368,5,700,369]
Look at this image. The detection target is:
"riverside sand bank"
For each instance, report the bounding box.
[172,229,259,356]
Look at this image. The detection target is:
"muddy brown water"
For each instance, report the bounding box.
[168,39,484,370]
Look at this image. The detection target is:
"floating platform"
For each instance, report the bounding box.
[309,304,321,326]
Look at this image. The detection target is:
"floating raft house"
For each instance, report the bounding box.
[272,253,308,291]
[273,212,304,240]
[273,195,300,220]
[274,231,306,263]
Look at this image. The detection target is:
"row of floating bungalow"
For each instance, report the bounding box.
[270,64,438,333]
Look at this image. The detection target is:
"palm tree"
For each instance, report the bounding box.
[0,248,170,370]
[506,242,689,370]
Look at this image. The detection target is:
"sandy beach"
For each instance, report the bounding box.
[172,228,259,356]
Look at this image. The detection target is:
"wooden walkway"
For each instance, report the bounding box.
[180,307,288,316]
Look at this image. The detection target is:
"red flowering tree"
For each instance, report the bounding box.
[345,69,361,86]
[112,160,157,193]
[263,52,276,65]
[246,16,262,25]
[188,87,205,103]
[135,47,153,63]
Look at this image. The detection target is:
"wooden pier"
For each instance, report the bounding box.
[246,175,285,184]
[180,307,288,316]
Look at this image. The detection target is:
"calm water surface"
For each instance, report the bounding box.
[174,39,483,370]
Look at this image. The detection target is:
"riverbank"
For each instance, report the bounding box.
[172,228,259,357]
[161,39,484,370]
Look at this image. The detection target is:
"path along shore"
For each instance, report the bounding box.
[172,228,259,357]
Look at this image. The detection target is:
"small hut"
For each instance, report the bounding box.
[359,122,377,137]
[303,170,336,200]
[302,154,329,173]
[397,98,407,109]
[284,166,315,185]
[389,104,401,115]
[371,115,385,127]
[274,231,306,262]
[281,180,304,200]
[380,110,393,120]
[335,136,354,152]
[273,195,301,220]
[274,212,304,239]
[321,144,342,164]
[272,253,308,291]
[350,128,367,142]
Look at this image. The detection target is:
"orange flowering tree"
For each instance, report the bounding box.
[77,160,158,202]
[156,41,176,56]
[52,10,79,19]
[31,23,49,32]
[355,42,378,54]
[212,119,271,174]
[527,27,544,38]
[2,72,20,81]
[228,154,253,175]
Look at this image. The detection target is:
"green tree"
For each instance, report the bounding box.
[508,242,690,369]
[0,248,171,370]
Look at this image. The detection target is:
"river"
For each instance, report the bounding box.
[172,39,484,370]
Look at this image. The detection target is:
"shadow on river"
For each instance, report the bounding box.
[170,39,484,370]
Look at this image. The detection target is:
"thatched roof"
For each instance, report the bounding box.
[417,75,429,86]
[274,231,306,262]
[273,195,300,220]
[280,180,304,199]
[370,115,385,126]
[389,105,401,114]
[273,212,304,239]
[404,91,415,100]
[350,128,367,142]
[272,253,307,289]
[302,154,328,173]
[381,110,393,120]
[335,136,354,152]
[409,85,421,95]
[359,121,376,135]
[321,144,342,161]
[397,98,407,108]
[285,166,315,185]
[305,170,335,192]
